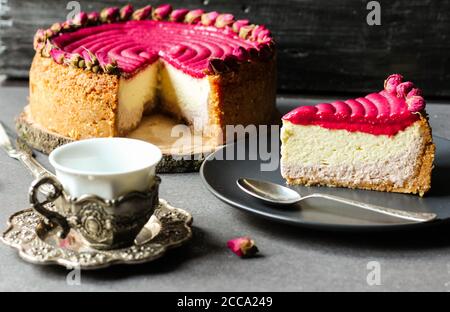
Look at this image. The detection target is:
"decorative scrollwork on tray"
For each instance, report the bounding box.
[1,199,192,269]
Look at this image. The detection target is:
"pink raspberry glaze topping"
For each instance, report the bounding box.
[283,74,426,136]
[51,21,261,78]
[36,5,274,78]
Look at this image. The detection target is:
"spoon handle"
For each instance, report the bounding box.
[302,193,437,223]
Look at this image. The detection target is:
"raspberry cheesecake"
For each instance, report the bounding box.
[281,74,435,196]
[29,4,276,143]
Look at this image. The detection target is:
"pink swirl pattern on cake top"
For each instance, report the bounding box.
[283,74,426,136]
[37,5,273,78]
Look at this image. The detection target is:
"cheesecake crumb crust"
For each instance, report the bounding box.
[29,53,277,142]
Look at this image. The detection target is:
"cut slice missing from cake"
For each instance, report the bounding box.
[28,4,277,145]
[280,74,435,196]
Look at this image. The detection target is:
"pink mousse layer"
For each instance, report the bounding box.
[51,20,260,78]
[282,90,420,136]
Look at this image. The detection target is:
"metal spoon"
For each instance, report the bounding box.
[236,178,437,223]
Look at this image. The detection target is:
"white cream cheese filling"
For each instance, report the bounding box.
[117,60,211,134]
[280,121,425,187]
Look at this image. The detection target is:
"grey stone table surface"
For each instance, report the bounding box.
[1,83,450,292]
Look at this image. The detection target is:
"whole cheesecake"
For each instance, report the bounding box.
[29,4,277,143]
[281,74,435,196]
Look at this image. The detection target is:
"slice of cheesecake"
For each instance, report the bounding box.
[280,74,435,196]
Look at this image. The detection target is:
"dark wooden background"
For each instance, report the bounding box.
[1,0,449,97]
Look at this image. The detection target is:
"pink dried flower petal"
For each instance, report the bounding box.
[227,237,259,258]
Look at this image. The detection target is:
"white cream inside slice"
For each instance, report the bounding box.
[117,60,211,135]
[280,120,425,187]
[117,63,159,133]
[159,61,211,132]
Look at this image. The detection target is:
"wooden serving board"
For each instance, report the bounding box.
[16,107,220,173]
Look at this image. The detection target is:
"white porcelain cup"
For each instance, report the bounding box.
[49,138,162,199]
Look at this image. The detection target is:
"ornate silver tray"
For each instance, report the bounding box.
[1,199,193,269]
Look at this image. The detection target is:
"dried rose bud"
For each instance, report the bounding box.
[61,21,73,31]
[257,36,273,46]
[96,52,119,74]
[153,4,172,20]
[227,237,259,258]
[256,29,271,42]
[170,8,189,22]
[34,42,44,52]
[44,28,55,38]
[91,65,100,73]
[250,25,267,41]
[87,12,100,24]
[406,95,426,112]
[40,40,55,57]
[201,11,219,26]
[384,74,404,93]
[407,88,423,97]
[100,7,120,23]
[239,24,256,39]
[120,4,134,21]
[65,53,82,67]
[132,5,152,21]
[50,49,66,64]
[96,51,109,66]
[50,22,62,33]
[396,81,414,98]
[232,19,249,33]
[185,9,204,24]
[72,12,88,26]
[215,14,234,28]
[81,49,99,69]
[33,29,46,49]
[103,61,120,75]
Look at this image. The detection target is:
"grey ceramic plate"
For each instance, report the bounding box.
[200,136,450,231]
